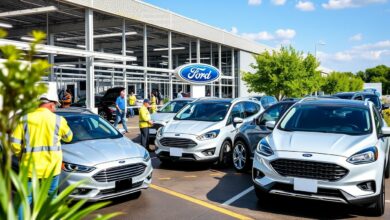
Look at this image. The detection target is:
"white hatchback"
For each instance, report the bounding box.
[155,98,263,166]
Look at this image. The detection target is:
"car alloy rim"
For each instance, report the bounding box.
[233,143,246,169]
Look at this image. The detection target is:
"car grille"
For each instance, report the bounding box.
[159,137,197,148]
[270,159,348,181]
[98,181,144,195]
[93,163,147,183]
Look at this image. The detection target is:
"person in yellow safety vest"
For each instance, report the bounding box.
[139,99,153,150]
[128,91,137,118]
[150,92,157,114]
[61,89,72,108]
[11,88,73,220]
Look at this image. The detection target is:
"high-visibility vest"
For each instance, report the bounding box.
[139,106,152,128]
[128,95,136,106]
[11,108,73,178]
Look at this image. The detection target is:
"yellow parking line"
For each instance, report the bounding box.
[183,175,197,178]
[158,177,171,180]
[150,184,253,220]
[210,173,224,177]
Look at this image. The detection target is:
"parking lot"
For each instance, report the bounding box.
[95,116,390,220]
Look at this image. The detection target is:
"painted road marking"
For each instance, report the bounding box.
[184,175,197,178]
[210,173,224,176]
[158,177,171,180]
[222,186,255,206]
[150,184,253,220]
[386,200,390,203]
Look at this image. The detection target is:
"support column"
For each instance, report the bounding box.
[189,41,192,63]
[231,49,235,98]
[168,31,173,100]
[85,8,95,112]
[210,42,214,97]
[122,19,127,113]
[143,24,148,99]
[218,44,222,98]
[191,39,205,98]
[48,34,55,81]
[196,39,200,63]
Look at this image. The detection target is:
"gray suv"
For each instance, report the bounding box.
[232,99,298,172]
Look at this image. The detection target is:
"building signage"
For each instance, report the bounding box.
[174,63,221,84]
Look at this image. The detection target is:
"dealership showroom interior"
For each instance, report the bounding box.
[0,0,390,220]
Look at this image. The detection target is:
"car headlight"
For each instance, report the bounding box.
[256,139,274,157]
[347,147,378,165]
[196,130,220,141]
[62,162,95,173]
[157,127,164,137]
[143,150,151,162]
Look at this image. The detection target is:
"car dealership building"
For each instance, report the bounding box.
[0,0,272,109]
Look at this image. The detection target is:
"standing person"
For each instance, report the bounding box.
[128,91,137,118]
[61,89,72,108]
[177,90,183,99]
[139,99,153,150]
[150,92,157,114]
[113,90,129,133]
[11,89,73,220]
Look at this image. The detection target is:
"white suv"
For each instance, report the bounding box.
[155,98,262,165]
[252,98,390,216]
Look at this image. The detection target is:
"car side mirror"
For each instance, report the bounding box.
[381,127,390,138]
[266,121,276,130]
[382,104,389,110]
[233,117,244,124]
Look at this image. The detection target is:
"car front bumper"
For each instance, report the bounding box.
[252,151,384,205]
[60,158,153,201]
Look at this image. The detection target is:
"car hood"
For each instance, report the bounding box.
[62,137,144,166]
[270,129,375,157]
[151,113,176,123]
[164,120,219,135]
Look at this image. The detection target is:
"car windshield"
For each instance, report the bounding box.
[279,105,372,135]
[61,114,122,143]
[158,101,190,113]
[174,102,230,122]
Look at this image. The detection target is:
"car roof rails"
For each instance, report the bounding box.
[234,97,258,102]
[297,97,320,103]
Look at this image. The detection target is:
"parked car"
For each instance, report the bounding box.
[70,95,103,108]
[57,108,153,201]
[334,92,383,111]
[98,87,125,121]
[233,99,298,172]
[252,98,390,216]
[149,98,195,140]
[251,95,278,111]
[155,98,262,165]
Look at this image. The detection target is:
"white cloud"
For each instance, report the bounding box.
[241,31,274,41]
[322,0,387,10]
[275,29,296,39]
[296,1,316,11]
[334,52,353,61]
[271,0,287,5]
[248,0,262,5]
[349,33,363,41]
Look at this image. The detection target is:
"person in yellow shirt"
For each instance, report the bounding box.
[128,91,137,118]
[11,89,73,220]
[150,92,157,114]
[139,99,153,150]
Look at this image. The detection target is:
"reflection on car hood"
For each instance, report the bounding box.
[62,137,144,166]
[270,129,374,157]
[151,113,176,123]
[164,120,220,135]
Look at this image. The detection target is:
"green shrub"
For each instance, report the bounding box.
[383,109,390,126]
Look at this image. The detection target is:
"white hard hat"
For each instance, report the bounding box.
[39,82,60,106]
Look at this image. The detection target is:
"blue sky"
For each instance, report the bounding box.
[143,0,390,73]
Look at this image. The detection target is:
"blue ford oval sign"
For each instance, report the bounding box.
[174,63,221,84]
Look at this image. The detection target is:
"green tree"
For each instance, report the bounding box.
[0,30,119,219]
[321,71,364,94]
[358,65,390,95]
[242,46,322,100]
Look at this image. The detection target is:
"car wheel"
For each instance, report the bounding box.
[233,140,251,172]
[385,157,390,179]
[368,175,385,216]
[218,140,232,167]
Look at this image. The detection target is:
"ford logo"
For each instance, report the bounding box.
[174,63,221,84]
[302,154,313,157]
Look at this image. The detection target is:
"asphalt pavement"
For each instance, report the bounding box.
[98,116,390,220]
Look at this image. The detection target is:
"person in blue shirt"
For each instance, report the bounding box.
[114,89,128,133]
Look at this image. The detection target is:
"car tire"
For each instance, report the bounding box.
[368,175,385,216]
[385,157,390,179]
[218,140,232,167]
[233,140,251,172]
